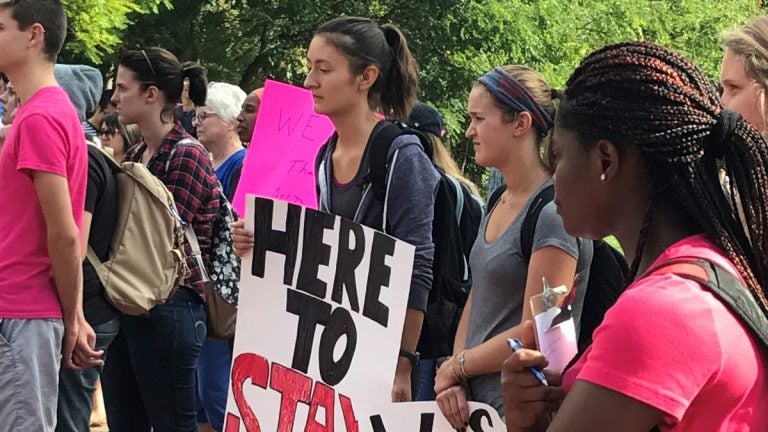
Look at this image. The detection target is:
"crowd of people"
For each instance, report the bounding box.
[1,1,768,431]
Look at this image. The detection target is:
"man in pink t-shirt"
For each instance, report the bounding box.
[0,1,101,430]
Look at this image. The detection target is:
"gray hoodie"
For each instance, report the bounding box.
[316,127,440,311]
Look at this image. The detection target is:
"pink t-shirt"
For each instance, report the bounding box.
[562,235,768,431]
[0,86,87,318]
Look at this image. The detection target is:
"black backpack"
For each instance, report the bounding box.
[365,121,485,359]
[645,258,768,432]
[487,184,629,351]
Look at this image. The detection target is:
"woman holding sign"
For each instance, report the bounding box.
[500,42,768,431]
[432,65,593,427]
[233,16,440,402]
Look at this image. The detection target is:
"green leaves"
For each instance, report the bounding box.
[60,0,171,61]
[65,0,760,190]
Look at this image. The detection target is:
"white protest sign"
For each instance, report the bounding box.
[224,196,414,432]
[356,402,506,432]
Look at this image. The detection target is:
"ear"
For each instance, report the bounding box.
[144,86,161,105]
[594,139,621,182]
[357,65,380,92]
[512,111,534,137]
[29,23,45,49]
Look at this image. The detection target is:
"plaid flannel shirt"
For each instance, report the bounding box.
[125,123,219,298]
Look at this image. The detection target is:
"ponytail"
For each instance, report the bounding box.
[182,61,208,107]
[380,24,418,121]
[119,48,209,122]
[560,41,768,310]
[315,17,419,121]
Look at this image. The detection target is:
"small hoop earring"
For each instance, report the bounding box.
[600,173,606,182]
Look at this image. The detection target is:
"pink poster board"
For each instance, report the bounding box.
[232,80,334,215]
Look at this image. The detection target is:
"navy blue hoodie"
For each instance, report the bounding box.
[316,125,440,311]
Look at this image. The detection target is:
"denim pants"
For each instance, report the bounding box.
[56,317,120,432]
[416,358,438,401]
[195,338,232,431]
[102,288,206,432]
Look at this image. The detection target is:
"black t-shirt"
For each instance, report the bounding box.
[83,144,120,324]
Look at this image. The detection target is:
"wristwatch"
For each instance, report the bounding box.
[399,349,420,366]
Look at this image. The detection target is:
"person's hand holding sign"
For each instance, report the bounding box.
[231,219,254,256]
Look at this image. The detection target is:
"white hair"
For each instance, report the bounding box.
[205,82,247,123]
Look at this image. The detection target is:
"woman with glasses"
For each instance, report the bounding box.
[190,81,246,432]
[99,113,141,163]
[103,47,219,432]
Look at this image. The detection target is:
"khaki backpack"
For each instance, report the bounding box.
[87,146,188,315]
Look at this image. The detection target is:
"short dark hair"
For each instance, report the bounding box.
[98,89,114,111]
[0,0,67,62]
[104,112,142,153]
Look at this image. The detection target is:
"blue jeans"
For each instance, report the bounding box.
[195,338,232,431]
[415,358,437,401]
[102,288,206,432]
[56,317,119,432]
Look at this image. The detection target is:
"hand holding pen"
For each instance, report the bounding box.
[507,338,548,386]
[501,331,565,430]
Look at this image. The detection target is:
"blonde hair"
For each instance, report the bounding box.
[476,64,556,170]
[723,15,768,137]
[427,134,481,198]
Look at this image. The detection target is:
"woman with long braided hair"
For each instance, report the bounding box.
[500,41,768,431]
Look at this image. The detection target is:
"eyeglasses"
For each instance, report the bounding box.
[141,49,157,81]
[99,128,117,138]
[195,111,218,122]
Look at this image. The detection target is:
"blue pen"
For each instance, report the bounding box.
[507,338,548,386]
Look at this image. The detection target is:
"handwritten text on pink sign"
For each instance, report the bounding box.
[233,80,334,215]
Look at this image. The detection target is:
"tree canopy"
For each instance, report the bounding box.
[60,0,170,62]
[60,0,762,189]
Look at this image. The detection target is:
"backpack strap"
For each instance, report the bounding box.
[446,174,470,280]
[171,138,212,277]
[165,137,203,172]
[88,141,122,173]
[647,258,768,350]
[85,246,108,287]
[486,185,506,210]
[314,139,331,209]
[83,142,120,283]
[184,225,211,283]
[446,175,465,225]
[367,122,408,201]
[520,184,555,261]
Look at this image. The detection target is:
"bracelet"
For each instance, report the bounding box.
[457,350,470,379]
[449,357,463,382]
[398,349,420,367]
